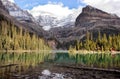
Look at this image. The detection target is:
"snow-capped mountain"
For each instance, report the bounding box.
[1,0,46,37]
[1,0,81,31]
[35,13,75,30]
[35,8,81,30]
[35,11,58,30]
[1,0,35,23]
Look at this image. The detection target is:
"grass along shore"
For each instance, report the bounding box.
[69,49,120,54]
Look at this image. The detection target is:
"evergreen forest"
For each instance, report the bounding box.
[73,32,120,51]
[0,17,50,50]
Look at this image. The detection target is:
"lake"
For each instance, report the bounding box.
[0,51,120,79]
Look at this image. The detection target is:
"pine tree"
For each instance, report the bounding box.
[0,21,50,50]
[84,31,90,50]
[102,34,108,50]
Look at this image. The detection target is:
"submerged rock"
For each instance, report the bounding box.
[39,69,72,79]
[52,73,64,79]
[42,69,51,76]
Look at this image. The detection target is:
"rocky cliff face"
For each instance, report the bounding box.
[1,0,35,23]
[0,0,8,13]
[49,5,120,49]
[0,0,16,22]
[0,0,47,37]
[35,11,76,30]
[1,0,47,37]
[75,5,120,29]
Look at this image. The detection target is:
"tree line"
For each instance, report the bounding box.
[72,31,120,51]
[0,21,50,50]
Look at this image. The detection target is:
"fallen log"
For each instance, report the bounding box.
[0,64,18,68]
[56,64,120,74]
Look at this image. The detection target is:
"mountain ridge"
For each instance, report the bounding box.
[1,0,120,49]
[75,5,120,28]
[1,0,47,37]
[0,0,47,37]
[49,5,120,49]
[34,8,81,30]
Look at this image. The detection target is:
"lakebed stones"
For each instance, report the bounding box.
[39,69,72,79]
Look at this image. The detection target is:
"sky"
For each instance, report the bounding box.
[9,0,84,9]
[8,0,120,18]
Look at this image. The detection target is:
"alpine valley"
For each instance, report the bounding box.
[1,0,120,49]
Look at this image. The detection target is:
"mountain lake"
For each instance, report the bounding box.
[0,50,120,79]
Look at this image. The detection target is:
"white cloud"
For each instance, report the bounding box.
[8,0,15,3]
[81,0,120,16]
[29,2,76,19]
[24,3,38,9]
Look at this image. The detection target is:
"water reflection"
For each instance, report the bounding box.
[0,51,120,79]
[0,51,50,79]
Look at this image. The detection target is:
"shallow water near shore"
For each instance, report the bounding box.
[0,51,120,79]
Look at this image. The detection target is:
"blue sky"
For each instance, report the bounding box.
[9,0,120,18]
[14,0,85,10]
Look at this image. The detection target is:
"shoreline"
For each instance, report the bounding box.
[0,50,120,54]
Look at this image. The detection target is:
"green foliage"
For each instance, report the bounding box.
[0,52,50,77]
[76,53,120,68]
[0,21,50,50]
[54,53,120,68]
[71,32,120,51]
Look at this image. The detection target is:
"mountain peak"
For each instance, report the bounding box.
[82,5,120,19]
[75,5,120,27]
[82,5,109,15]
[85,5,95,9]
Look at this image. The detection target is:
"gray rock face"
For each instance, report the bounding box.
[74,5,120,38]
[51,5,120,40]
[35,12,75,30]
[0,0,8,13]
[75,5,120,28]
[49,5,120,49]
[1,0,47,37]
[1,0,35,23]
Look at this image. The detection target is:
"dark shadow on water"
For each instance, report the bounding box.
[0,52,120,79]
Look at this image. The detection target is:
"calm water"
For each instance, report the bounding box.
[50,53,120,67]
[0,51,120,79]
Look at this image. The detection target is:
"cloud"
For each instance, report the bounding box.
[29,2,76,19]
[81,0,120,16]
[8,0,15,3]
[24,3,38,9]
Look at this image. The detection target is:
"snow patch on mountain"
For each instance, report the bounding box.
[33,7,82,30]
[1,0,35,22]
[1,0,82,30]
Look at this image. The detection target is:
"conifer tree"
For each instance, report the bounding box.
[0,21,50,50]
